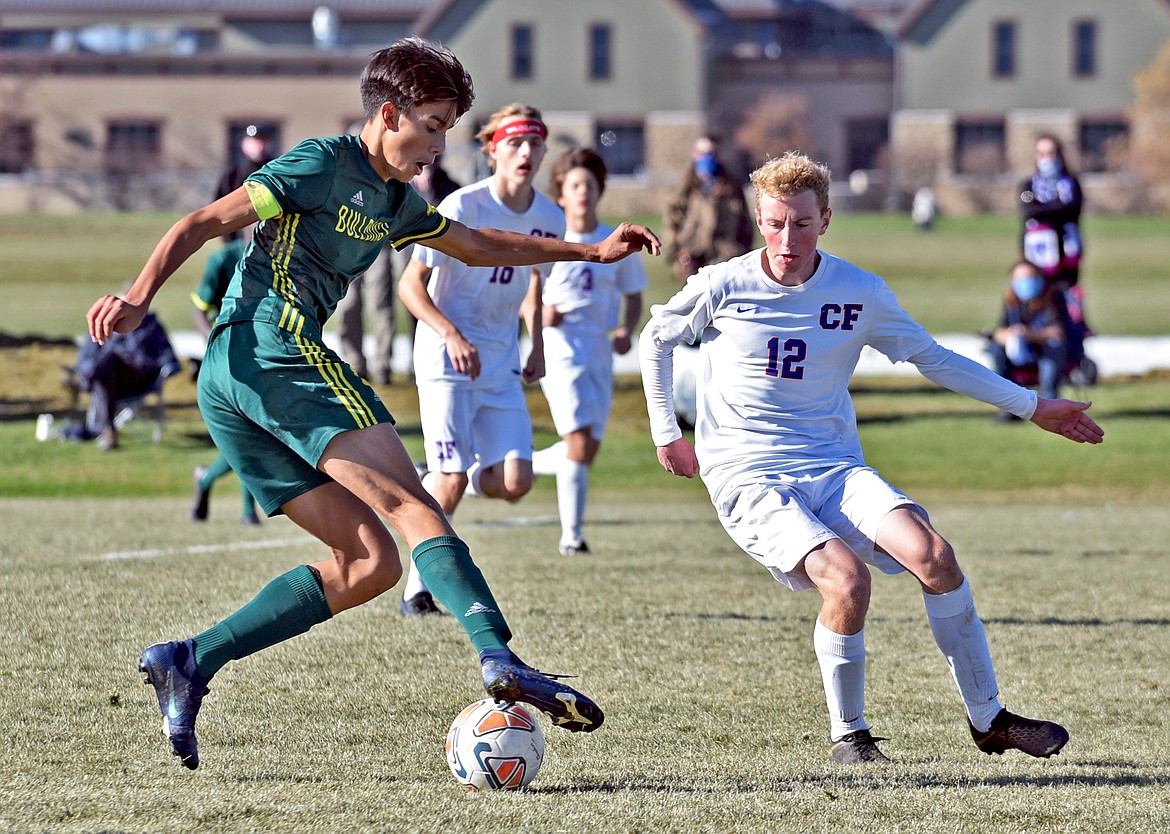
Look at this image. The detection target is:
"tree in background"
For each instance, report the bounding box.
[1129,37,1170,210]
[734,92,812,172]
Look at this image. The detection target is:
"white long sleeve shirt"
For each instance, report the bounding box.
[640,249,1037,496]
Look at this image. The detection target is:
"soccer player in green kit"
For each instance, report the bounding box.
[86,37,660,771]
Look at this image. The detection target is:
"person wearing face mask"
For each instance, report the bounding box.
[989,261,1071,416]
[1019,134,1090,372]
[397,103,561,615]
[663,135,755,286]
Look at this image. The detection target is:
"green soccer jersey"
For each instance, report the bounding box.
[216,134,447,340]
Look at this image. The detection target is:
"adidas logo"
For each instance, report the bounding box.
[350,190,364,207]
[464,601,498,616]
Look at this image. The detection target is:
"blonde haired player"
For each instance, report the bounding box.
[640,150,1103,764]
[398,103,561,613]
[532,147,647,555]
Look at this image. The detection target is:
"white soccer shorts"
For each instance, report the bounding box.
[417,377,532,474]
[712,465,919,591]
[539,327,612,439]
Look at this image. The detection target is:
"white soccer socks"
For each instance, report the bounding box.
[556,458,589,549]
[814,618,869,740]
[463,461,483,498]
[922,578,1002,733]
[532,441,566,477]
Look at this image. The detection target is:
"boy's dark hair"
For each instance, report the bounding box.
[549,147,608,198]
[360,37,474,120]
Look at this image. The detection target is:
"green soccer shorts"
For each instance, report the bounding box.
[197,320,394,516]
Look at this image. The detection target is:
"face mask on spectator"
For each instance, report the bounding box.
[694,152,719,181]
[1012,274,1045,301]
[1036,158,1060,177]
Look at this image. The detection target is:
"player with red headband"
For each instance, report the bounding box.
[397,103,561,615]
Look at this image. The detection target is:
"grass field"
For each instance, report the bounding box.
[2,496,1169,833]
[1,211,1169,831]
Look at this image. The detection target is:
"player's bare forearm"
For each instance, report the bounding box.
[1030,398,1105,444]
[88,190,256,343]
[435,221,660,267]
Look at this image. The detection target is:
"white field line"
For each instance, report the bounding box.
[84,516,560,562]
[87,536,317,562]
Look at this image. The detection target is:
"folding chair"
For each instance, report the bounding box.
[98,359,182,443]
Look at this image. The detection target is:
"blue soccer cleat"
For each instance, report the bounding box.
[139,639,210,770]
[480,648,604,733]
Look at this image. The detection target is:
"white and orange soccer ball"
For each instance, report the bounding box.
[445,698,545,791]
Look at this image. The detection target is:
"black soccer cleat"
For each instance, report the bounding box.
[558,540,590,557]
[191,467,210,521]
[480,648,604,733]
[399,591,444,616]
[970,709,1069,758]
[827,729,893,764]
[139,639,210,770]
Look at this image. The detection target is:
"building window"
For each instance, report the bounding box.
[0,29,54,51]
[105,121,161,175]
[589,24,612,81]
[0,120,35,173]
[511,24,534,80]
[954,120,1006,175]
[1073,20,1097,78]
[1080,120,1127,173]
[991,21,1016,79]
[595,121,644,176]
[845,118,888,172]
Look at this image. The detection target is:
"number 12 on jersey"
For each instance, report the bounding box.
[766,337,806,379]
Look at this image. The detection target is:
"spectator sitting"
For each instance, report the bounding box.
[62,312,178,450]
[988,261,1069,418]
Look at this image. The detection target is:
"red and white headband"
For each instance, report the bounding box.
[491,118,547,144]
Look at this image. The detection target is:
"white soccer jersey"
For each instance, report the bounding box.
[640,249,1038,496]
[542,224,649,336]
[412,178,566,383]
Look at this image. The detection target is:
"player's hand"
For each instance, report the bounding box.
[521,348,545,384]
[657,437,699,478]
[1030,398,1104,444]
[611,328,632,355]
[87,294,146,345]
[596,222,662,262]
[444,331,480,380]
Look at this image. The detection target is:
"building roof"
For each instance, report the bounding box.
[0,1,431,13]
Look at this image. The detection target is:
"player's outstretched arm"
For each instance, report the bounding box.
[657,438,700,479]
[1030,398,1105,444]
[87,187,258,344]
[432,220,660,268]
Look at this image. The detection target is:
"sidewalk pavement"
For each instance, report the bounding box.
[168,331,1170,381]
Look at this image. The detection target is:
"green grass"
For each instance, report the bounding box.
[3,211,1170,338]
[2,210,1170,831]
[1,495,1168,833]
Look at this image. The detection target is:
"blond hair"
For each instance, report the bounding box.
[749,151,831,214]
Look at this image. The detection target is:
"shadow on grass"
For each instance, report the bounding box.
[527,766,1168,795]
[984,616,1170,627]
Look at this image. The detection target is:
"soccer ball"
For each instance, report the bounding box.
[445,698,545,791]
